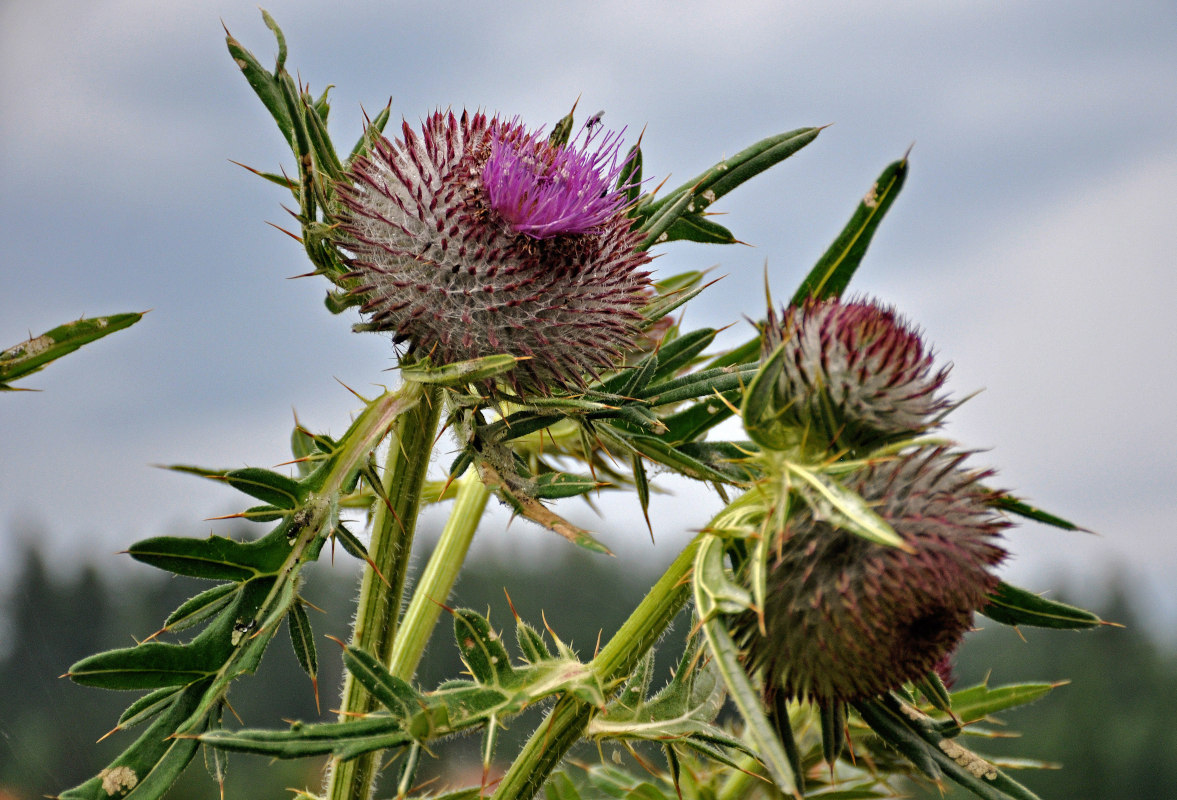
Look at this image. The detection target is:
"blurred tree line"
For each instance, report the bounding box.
[1,529,1173,800]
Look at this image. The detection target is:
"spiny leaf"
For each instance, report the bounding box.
[0,313,144,389]
[515,619,552,664]
[287,602,318,680]
[68,578,275,690]
[981,581,1103,629]
[991,496,1088,532]
[163,582,240,633]
[116,687,184,731]
[343,646,419,722]
[946,681,1062,724]
[532,471,605,500]
[127,530,292,581]
[59,680,209,800]
[786,461,908,550]
[856,696,1044,800]
[224,18,292,146]
[789,155,908,305]
[401,353,522,386]
[455,609,514,686]
[641,127,821,246]
[167,465,305,509]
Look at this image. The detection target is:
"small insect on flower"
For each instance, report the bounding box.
[335,110,652,395]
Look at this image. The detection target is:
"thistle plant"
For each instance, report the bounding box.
[50,11,1108,800]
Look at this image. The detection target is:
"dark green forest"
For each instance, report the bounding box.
[2,530,1173,800]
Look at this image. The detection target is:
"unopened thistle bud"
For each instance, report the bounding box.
[334,110,653,394]
[734,447,1008,706]
[758,298,950,453]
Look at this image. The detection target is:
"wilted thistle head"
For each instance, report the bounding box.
[758,297,950,453]
[734,447,1008,706]
[335,110,652,394]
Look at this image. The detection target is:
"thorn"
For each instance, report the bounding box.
[324,634,348,650]
[96,725,122,743]
[312,676,321,715]
[503,588,520,621]
[140,627,167,644]
[223,697,244,726]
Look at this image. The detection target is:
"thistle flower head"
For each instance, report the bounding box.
[759,297,950,453]
[335,110,652,394]
[734,447,1008,706]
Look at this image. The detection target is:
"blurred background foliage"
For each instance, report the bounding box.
[1,520,1171,800]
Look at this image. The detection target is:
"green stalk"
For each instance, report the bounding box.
[491,529,706,800]
[387,469,491,680]
[327,382,443,800]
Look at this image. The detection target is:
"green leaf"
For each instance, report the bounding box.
[342,646,419,722]
[0,313,144,390]
[287,602,317,680]
[661,213,737,245]
[789,155,908,305]
[59,680,209,800]
[166,465,305,509]
[68,578,274,690]
[515,619,552,664]
[331,523,370,561]
[548,105,576,147]
[643,127,822,235]
[991,495,1088,532]
[981,581,1103,629]
[741,342,793,450]
[302,88,344,181]
[856,696,1044,800]
[349,102,392,160]
[455,609,515,685]
[401,353,522,386]
[660,393,739,444]
[636,364,758,407]
[946,681,1062,724]
[612,430,739,484]
[117,686,184,731]
[224,18,292,146]
[650,328,718,381]
[698,612,796,794]
[163,582,240,632]
[127,531,291,581]
[785,462,907,549]
[532,471,605,500]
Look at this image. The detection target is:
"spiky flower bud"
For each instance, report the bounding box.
[759,298,950,453]
[334,110,653,394]
[735,447,1007,705]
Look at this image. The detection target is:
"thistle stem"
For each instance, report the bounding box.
[387,469,491,681]
[491,529,706,800]
[327,382,443,800]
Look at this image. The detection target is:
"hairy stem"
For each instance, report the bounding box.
[326,382,443,800]
[388,469,491,681]
[491,529,705,800]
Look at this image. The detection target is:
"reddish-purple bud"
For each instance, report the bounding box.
[734,447,1008,705]
[760,297,950,452]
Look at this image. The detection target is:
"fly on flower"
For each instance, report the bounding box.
[334,110,652,395]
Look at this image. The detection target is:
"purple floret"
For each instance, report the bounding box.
[482,121,632,239]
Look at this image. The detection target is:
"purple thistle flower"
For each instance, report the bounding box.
[334,110,652,394]
[482,121,633,239]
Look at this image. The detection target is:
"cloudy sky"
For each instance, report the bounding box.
[2,1,1175,628]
